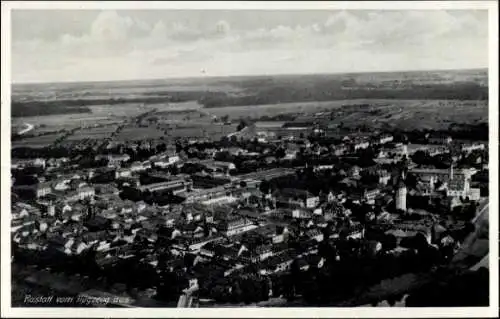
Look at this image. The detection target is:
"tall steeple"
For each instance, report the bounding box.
[395,168,407,212]
[449,160,454,181]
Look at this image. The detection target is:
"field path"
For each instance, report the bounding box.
[18,123,34,135]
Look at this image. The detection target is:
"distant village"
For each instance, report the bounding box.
[11,116,489,307]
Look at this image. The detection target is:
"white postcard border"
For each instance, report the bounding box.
[1,1,498,318]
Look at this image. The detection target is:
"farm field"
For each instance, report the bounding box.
[203,99,488,131]
[114,125,166,142]
[12,133,66,149]
[11,113,123,135]
[12,101,203,136]
[88,103,158,118]
[164,123,237,140]
[154,101,204,112]
[64,125,119,142]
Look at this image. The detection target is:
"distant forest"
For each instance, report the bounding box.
[200,82,488,108]
[11,94,200,118]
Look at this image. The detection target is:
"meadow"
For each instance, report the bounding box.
[204,99,488,131]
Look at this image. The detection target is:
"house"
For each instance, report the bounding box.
[313,164,335,172]
[306,229,324,242]
[12,203,40,220]
[218,214,257,237]
[78,187,95,200]
[275,188,319,209]
[378,170,391,185]
[62,238,89,256]
[171,236,220,254]
[199,241,219,258]
[349,165,361,178]
[202,194,238,206]
[68,179,87,190]
[306,254,326,269]
[191,174,231,189]
[341,223,365,240]
[354,140,370,151]
[239,244,274,263]
[384,222,432,245]
[378,134,394,145]
[152,155,180,168]
[333,144,348,156]
[260,253,296,274]
[295,258,310,271]
[138,179,192,194]
[446,175,468,198]
[226,147,246,156]
[264,156,277,164]
[115,168,132,179]
[34,183,52,198]
[364,240,383,256]
[292,208,313,219]
[461,143,485,153]
[53,178,71,191]
[253,224,289,244]
[428,133,452,145]
[95,154,131,166]
[11,216,36,233]
[364,188,381,203]
[203,148,219,158]
[130,161,151,173]
[166,155,181,165]
[200,160,236,174]
[11,158,46,169]
[182,223,205,239]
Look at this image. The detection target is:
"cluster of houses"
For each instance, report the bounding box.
[11,126,488,303]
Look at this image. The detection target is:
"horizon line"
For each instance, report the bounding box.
[11,66,489,87]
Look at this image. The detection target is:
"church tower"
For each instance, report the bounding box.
[449,160,454,181]
[395,170,407,212]
[395,183,407,212]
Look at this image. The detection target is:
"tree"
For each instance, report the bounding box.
[381,234,397,251]
[237,120,249,131]
[275,148,286,159]
[119,187,143,202]
[411,150,431,166]
[170,164,179,175]
[259,180,271,194]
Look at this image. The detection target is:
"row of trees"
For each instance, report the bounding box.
[119,186,185,205]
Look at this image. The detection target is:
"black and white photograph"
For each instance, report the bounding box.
[1,1,498,317]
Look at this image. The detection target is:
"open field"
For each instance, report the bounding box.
[11,113,123,135]
[154,101,204,112]
[64,125,119,142]
[88,103,159,118]
[164,123,237,140]
[12,133,65,149]
[114,125,165,142]
[204,99,488,131]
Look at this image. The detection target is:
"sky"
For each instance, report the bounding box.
[11,9,489,84]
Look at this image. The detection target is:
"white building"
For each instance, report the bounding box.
[395,183,407,211]
[379,135,394,145]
